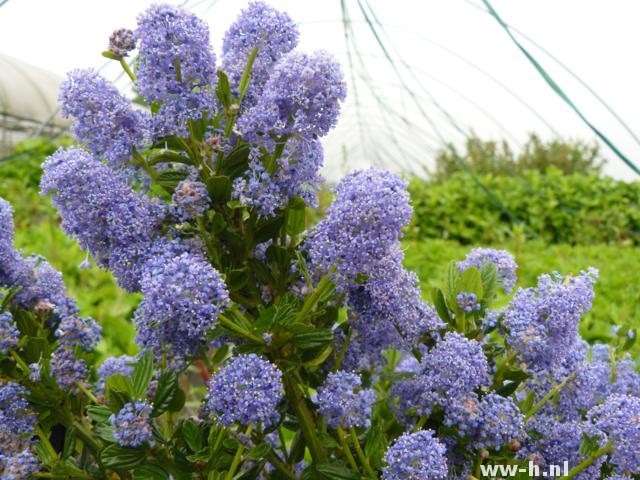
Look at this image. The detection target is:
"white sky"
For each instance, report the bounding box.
[1,0,639,180]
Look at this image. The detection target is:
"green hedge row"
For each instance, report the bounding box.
[408,168,640,245]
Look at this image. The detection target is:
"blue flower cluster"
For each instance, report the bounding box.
[55,315,102,352]
[0,381,39,479]
[172,180,211,220]
[110,401,154,447]
[59,69,151,169]
[207,354,283,428]
[50,346,88,393]
[96,355,135,392]
[41,147,164,291]
[316,371,376,429]
[0,312,19,354]
[383,430,448,480]
[502,268,598,372]
[222,1,299,107]
[136,4,217,137]
[134,245,229,360]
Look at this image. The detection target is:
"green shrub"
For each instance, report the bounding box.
[409,168,640,245]
[430,133,604,182]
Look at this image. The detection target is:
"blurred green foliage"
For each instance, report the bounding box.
[409,168,640,245]
[430,133,604,182]
[0,138,139,358]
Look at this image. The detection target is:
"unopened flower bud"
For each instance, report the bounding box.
[108,28,136,57]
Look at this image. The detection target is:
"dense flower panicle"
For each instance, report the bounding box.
[50,347,88,392]
[391,375,439,426]
[222,1,299,107]
[612,358,640,397]
[421,332,490,399]
[96,355,136,392]
[134,247,229,359]
[233,138,324,217]
[238,50,346,141]
[108,28,136,57]
[14,256,78,319]
[0,381,36,438]
[383,430,448,480]
[474,394,523,450]
[0,449,40,479]
[587,394,640,473]
[458,248,518,294]
[207,354,283,428]
[41,147,164,291]
[172,180,211,220]
[307,168,412,281]
[55,315,101,352]
[456,292,481,313]
[316,371,376,429]
[110,402,154,447]
[59,69,151,168]
[136,4,217,137]
[0,312,19,354]
[521,416,607,480]
[502,268,598,372]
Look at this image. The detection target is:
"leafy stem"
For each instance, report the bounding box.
[336,426,358,472]
[559,442,612,480]
[350,426,377,479]
[225,424,253,480]
[524,372,576,421]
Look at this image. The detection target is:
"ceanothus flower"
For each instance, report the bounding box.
[0,197,22,288]
[13,256,78,319]
[458,248,518,294]
[110,401,154,447]
[316,371,376,429]
[238,50,346,142]
[474,393,523,450]
[59,69,151,168]
[207,354,283,428]
[421,332,490,399]
[613,358,640,397]
[502,268,598,372]
[391,375,439,426]
[172,179,210,220]
[306,168,412,283]
[0,312,19,354]
[0,381,36,439]
[136,4,217,137]
[96,355,136,392]
[456,292,480,313]
[108,28,136,57]
[0,449,40,479]
[347,248,443,348]
[222,1,299,107]
[521,416,607,480]
[50,347,88,393]
[134,245,229,360]
[55,315,101,352]
[41,147,165,291]
[383,430,448,480]
[587,394,640,474]
[232,138,324,217]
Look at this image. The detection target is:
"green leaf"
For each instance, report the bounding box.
[182,419,203,452]
[316,463,360,480]
[287,196,307,236]
[167,388,186,412]
[457,266,484,299]
[206,175,232,203]
[444,261,460,308]
[215,70,233,109]
[364,425,387,469]
[100,444,145,470]
[291,328,334,350]
[156,170,189,193]
[227,268,250,292]
[480,262,498,302]
[133,464,170,480]
[102,50,121,60]
[246,442,270,460]
[431,287,451,324]
[132,349,154,398]
[152,370,179,417]
[219,144,250,179]
[579,433,601,456]
[255,214,285,243]
[87,405,113,423]
[23,337,47,363]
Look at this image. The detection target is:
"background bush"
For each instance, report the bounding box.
[409,168,640,245]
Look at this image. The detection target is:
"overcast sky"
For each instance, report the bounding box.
[1,0,639,180]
